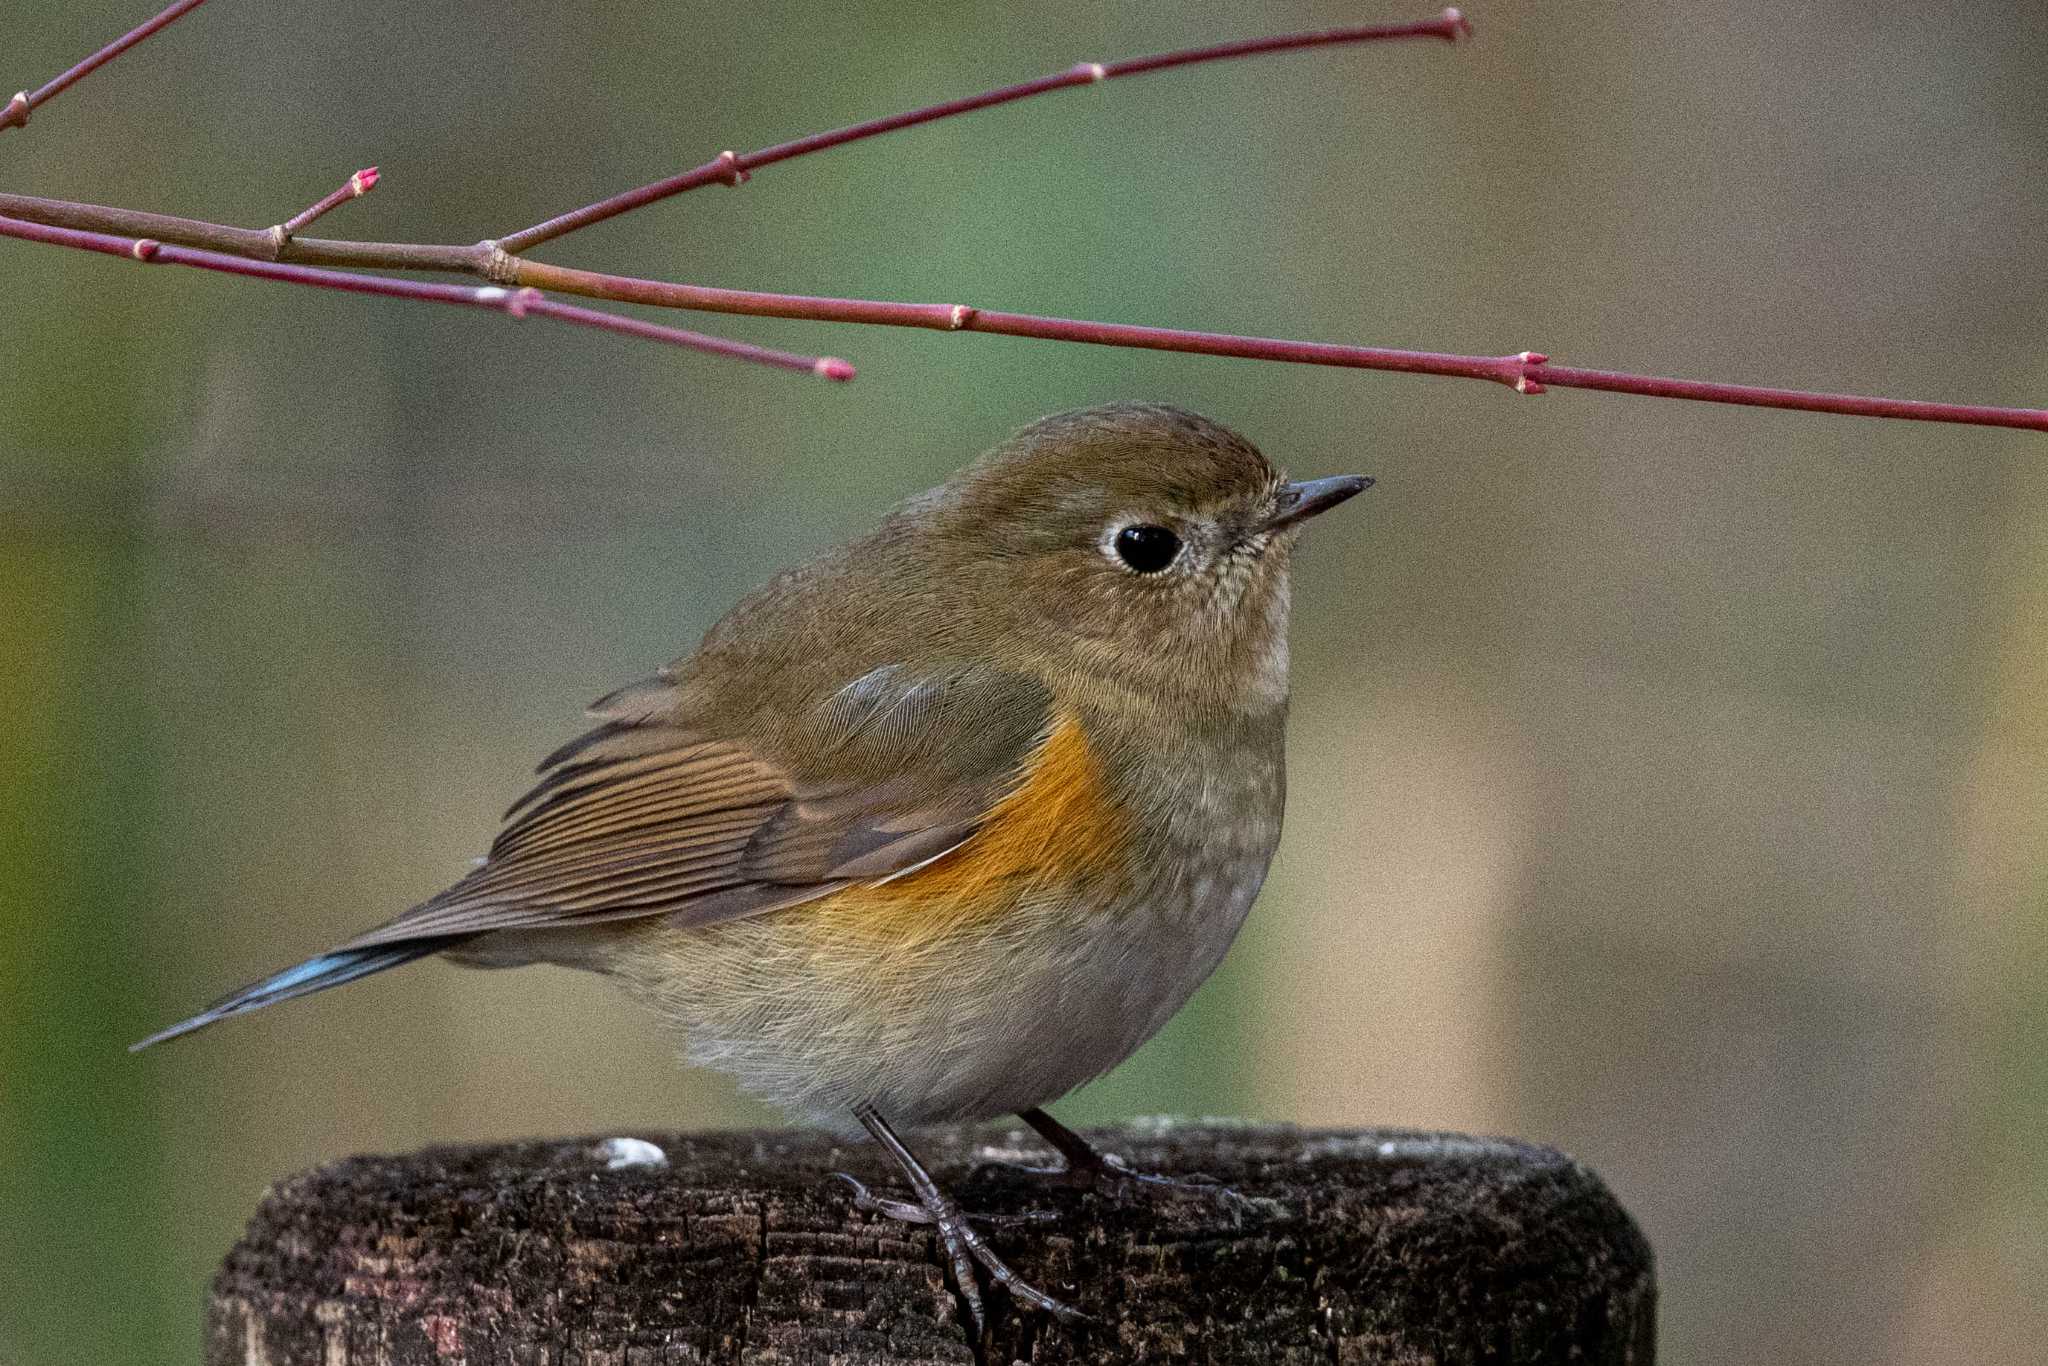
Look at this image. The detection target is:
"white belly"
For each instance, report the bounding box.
[603,853,1271,1130]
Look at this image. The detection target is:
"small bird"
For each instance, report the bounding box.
[136,402,1368,1326]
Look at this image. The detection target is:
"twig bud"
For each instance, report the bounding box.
[1510,351,1549,395]
[714,151,750,187]
[272,166,383,246]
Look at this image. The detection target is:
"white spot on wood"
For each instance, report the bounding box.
[595,1136,668,1169]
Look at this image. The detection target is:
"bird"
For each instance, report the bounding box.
[134,401,1370,1328]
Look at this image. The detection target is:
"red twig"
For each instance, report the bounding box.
[497,8,1471,254]
[0,215,852,379]
[1511,357,2041,430]
[3,188,2040,425]
[505,265,2048,430]
[0,0,209,131]
[1,5,2039,427]
[273,167,380,244]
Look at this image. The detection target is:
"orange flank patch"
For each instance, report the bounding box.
[817,713,1132,942]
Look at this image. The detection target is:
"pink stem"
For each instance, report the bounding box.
[0,215,851,379]
[275,167,380,242]
[497,8,1471,254]
[4,8,2027,423]
[512,265,2048,430]
[1517,358,2042,430]
[1,0,211,131]
[1,192,2035,424]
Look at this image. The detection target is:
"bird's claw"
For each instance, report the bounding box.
[828,1172,1085,1331]
[833,1171,1060,1226]
[834,1171,934,1224]
[1097,1155,1256,1209]
[978,1150,1254,1209]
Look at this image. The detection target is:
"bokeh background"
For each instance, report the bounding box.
[4,0,2044,1361]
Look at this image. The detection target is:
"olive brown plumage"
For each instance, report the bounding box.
[136,401,1371,1326]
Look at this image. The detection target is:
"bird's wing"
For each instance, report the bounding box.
[338,663,1053,951]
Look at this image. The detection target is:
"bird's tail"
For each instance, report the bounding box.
[130,938,457,1052]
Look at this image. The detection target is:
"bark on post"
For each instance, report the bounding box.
[205,1121,1655,1364]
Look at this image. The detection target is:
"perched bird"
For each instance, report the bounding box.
[135,402,1369,1326]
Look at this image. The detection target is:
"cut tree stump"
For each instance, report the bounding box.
[205,1121,1655,1365]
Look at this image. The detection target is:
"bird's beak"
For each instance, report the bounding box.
[1258,475,1373,535]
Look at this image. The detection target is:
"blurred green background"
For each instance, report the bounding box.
[3,0,2045,1361]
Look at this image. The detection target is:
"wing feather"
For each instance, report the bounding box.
[337,665,1053,953]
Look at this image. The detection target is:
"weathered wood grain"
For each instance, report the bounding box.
[206,1121,1654,1365]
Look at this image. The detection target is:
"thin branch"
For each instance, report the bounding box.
[1,0,210,132]
[272,167,379,245]
[496,8,1472,254]
[2,8,2039,427]
[2,190,2040,427]
[0,214,852,379]
[504,268,2048,430]
[0,190,490,270]
[1509,357,2041,430]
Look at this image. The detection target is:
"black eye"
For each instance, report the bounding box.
[1113,524,1181,574]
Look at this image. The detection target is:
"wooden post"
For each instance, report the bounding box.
[205,1122,1654,1364]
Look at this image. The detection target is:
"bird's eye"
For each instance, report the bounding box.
[1113,524,1181,574]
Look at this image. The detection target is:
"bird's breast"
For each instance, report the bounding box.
[821,710,1136,940]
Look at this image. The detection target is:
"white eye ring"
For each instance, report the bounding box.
[1103,521,1182,574]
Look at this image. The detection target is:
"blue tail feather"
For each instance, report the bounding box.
[130,940,450,1051]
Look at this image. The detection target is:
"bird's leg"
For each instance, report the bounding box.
[1014,1108,1249,1205]
[843,1105,1086,1333]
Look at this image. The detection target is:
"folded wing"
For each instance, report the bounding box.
[340,662,1053,950]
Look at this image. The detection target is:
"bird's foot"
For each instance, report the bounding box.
[1070,1148,1250,1203]
[1010,1108,1253,1210]
[986,1148,1253,1209]
[843,1104,1091,1336]
[832,1172,1086,1333]
[831,1172,1059,1228]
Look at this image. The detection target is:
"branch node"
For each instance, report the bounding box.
[714,150,751,187]
[507,287,544,318]
[1072,61,1109,83]
[1508,350,1550,395]
[948,304,977,330]
[131,237,160,261]
[477,240,521,285]
[2,92,28,129]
